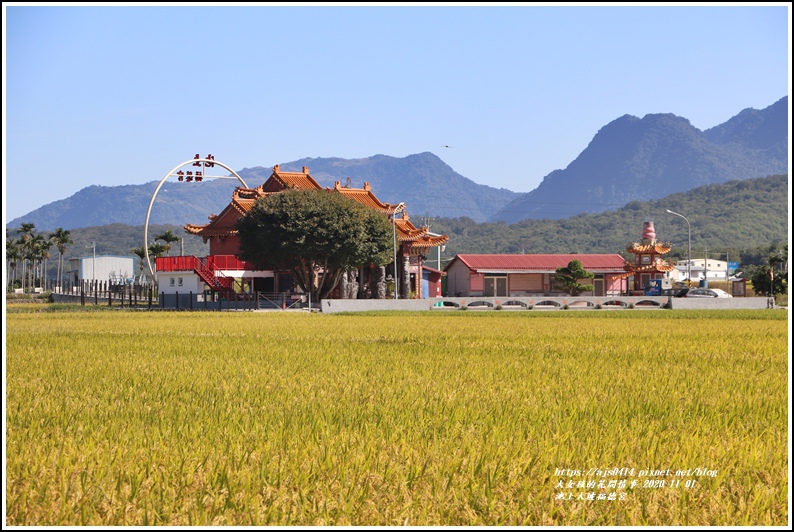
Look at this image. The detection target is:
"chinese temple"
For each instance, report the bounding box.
[620,220,676,293]
[173,164,448,299]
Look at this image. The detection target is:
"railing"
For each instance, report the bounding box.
[209,255,251,270]
[196,257,235,295]
[155,255,253,273]
[156,255,201,272]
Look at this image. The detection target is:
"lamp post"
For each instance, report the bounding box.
[666,209,691,286]
[392,202,406,299]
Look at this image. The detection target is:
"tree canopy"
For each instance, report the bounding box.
[554,260,595,296]
[236,188,394,301]
[746,245,788,297]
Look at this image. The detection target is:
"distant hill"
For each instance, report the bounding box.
[238,153,519,223]
[432,174,788,261]
[11,174,786,279]
[7,153,519,231]
[489,96,788,223]
[6,178,240,233]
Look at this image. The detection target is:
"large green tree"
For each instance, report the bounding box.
[747,246,788,297]
[554,259,595,296]
[236,188,394,301]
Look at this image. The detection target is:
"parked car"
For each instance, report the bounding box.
[685,288,733,298]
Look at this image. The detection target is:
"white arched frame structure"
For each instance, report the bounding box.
[144,159,248,280]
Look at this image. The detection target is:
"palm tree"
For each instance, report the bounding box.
[28,234,50,290]
[49,228,73,292]
[131,246,147,282]
[6,238,21,292]
[155,230,180,256]
[148,242,168,260]
[18,223,36,292]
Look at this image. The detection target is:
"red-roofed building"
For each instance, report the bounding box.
[443,254,629,297]
[161,164,448,299]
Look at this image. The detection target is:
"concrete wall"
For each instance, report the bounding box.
[321,296,772,312]
[668,297,770,309]
[50,292,773,312]
[321,299,433,313]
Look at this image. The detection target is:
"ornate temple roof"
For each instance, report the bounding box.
[619,220,676,278]
[334,181,396,214]
[618,258,677,278]
[184,165,449,252]
[626,242,673,254]
[394,214,449,253]
[261,165,322,192]
[625,220,673,254]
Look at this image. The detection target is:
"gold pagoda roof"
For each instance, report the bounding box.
[626,242,672,254]
[616,258,677,279]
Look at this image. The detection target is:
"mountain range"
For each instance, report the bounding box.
[11,173,787,275]
[6,96,787,232]
[491,96,788,222]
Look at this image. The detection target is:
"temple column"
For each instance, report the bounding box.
[340,270,349,299]
[375,266,386,299]
[401,254,411,299]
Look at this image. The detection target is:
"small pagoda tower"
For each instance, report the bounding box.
[622,220,676,292]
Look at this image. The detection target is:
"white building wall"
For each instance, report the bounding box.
[158,272,203,295]
[672,259,731,282]
[69,256,135,283]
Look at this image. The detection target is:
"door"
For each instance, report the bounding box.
[484,276,508,297]
[594,278,604,296]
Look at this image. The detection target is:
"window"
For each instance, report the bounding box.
[169,277,175,287]
[178,277,183,287]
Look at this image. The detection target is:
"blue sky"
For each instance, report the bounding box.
[3,3,791,224]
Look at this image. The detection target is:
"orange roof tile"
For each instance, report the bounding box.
[261,164,322,192]
[334,181,396,213]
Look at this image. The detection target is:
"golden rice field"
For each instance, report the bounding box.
[4,307,789,526]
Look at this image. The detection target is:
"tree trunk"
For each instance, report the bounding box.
[357,267,366,299]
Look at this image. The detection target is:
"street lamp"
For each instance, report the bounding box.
[392,202,406,299]
[666,209,691,286]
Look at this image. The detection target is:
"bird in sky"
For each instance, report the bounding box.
[443,145,452,148]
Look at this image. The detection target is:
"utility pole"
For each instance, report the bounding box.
[725,252,729,281]
[89,242,96,282]
[703,248,709,286]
